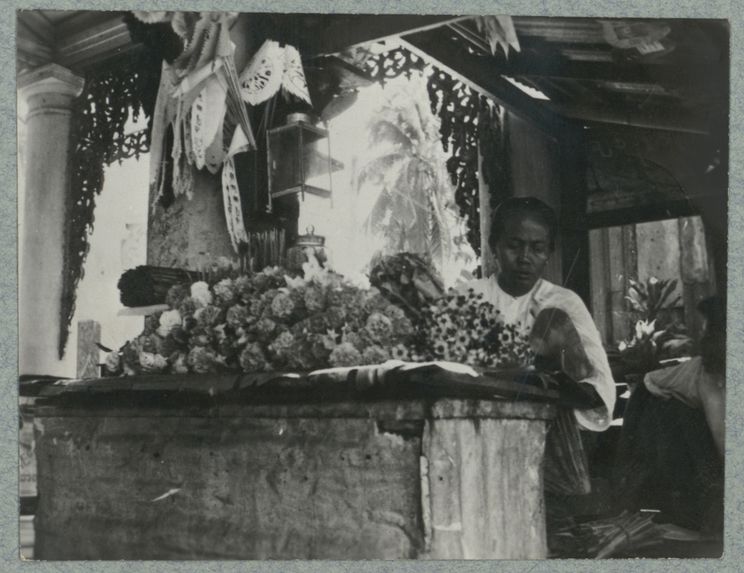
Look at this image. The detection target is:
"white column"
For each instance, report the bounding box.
[18,63,84,376]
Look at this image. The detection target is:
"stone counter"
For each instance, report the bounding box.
[32,373,556,560]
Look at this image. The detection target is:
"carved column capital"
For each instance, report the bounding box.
[18,63,84,119]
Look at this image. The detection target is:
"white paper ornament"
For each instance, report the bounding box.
[221,157,250,251]
[238,40,285,105]
[282,44,312,104]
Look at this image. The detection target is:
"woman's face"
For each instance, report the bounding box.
[495,213,551,296]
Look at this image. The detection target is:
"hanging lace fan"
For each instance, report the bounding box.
[239,40,313,106]
[282,44,312,104]
[190,74,227,171]
[239,40,285,105]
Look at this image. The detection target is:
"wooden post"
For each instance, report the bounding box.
[478,139,497,278]
[588,228,610,344]
[76,320,101,379]
[558,127,590,306]
[607,226,627,344]
[679,216,713,339]
[423,411,549,558]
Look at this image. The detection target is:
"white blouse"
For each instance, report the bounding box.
[464,277,617,432]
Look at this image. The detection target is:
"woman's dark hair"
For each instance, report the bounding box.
[698,295,725,375]
[489,197,559,251]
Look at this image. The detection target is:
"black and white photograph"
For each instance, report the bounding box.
[17,8,729,560]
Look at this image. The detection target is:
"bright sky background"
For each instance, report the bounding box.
[299,71,478,287]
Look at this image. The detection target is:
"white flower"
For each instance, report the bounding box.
[634,319,656,339]
[105,351,121,372]
[138,352,168,372]
[301,248,323,278]
[213,278,235,302]
[345,272,371,290]
[284,274,307,290]
[157,309,182,337]
[649,276,659,285]
[190,281,213,307]
[172,353,189,374]
[641,319,656,336]
[618,341,627,352]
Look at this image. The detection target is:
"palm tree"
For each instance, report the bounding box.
[355,73,467,272]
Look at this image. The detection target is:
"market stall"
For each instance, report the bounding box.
[31,368,557,560]
[17,9,728,560]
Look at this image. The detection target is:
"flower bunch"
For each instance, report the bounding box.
[105,261,417,376]
[405,288,533,368]
[618,318,693,374]
[368,252,446,319]
[619,276,693,374]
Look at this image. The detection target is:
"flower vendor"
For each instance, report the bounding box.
[466,197,616,430]
[463,197,616,496]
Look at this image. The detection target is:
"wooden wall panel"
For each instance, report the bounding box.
[507,112,563,286]
[589,228,609,344]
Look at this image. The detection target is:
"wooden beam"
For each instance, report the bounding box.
[512,17,606,44]
[400,32,573,137]
[16,36,54,68]
[548,102,709,134]
[586,198,702,229]
[449,22,722,87]
[17,11,56,45]
[55,15,134,70]
[303,14,469,58]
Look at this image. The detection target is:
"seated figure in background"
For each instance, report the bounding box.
[643,296,725,457]
[613,296,725,533]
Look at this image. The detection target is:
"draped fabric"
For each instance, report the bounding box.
[146,14,314,253]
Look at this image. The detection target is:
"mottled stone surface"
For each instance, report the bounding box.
[75,320,101,379]
[34,414,424,560]
[147,169,235,269]
[33,397,553,560]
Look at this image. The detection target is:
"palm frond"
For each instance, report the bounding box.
[368,119,414,150]
[657,278,680,309]
[364,187,392,235]
[356,152,406,193]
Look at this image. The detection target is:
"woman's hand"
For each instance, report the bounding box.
[530,307,593,381]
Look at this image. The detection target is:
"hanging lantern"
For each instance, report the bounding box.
[266,112,338,210]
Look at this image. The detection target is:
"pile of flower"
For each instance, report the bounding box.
[404,288,534,368]
[104,259,418,376]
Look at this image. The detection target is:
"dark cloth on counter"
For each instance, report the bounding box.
[612,382,723,532]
